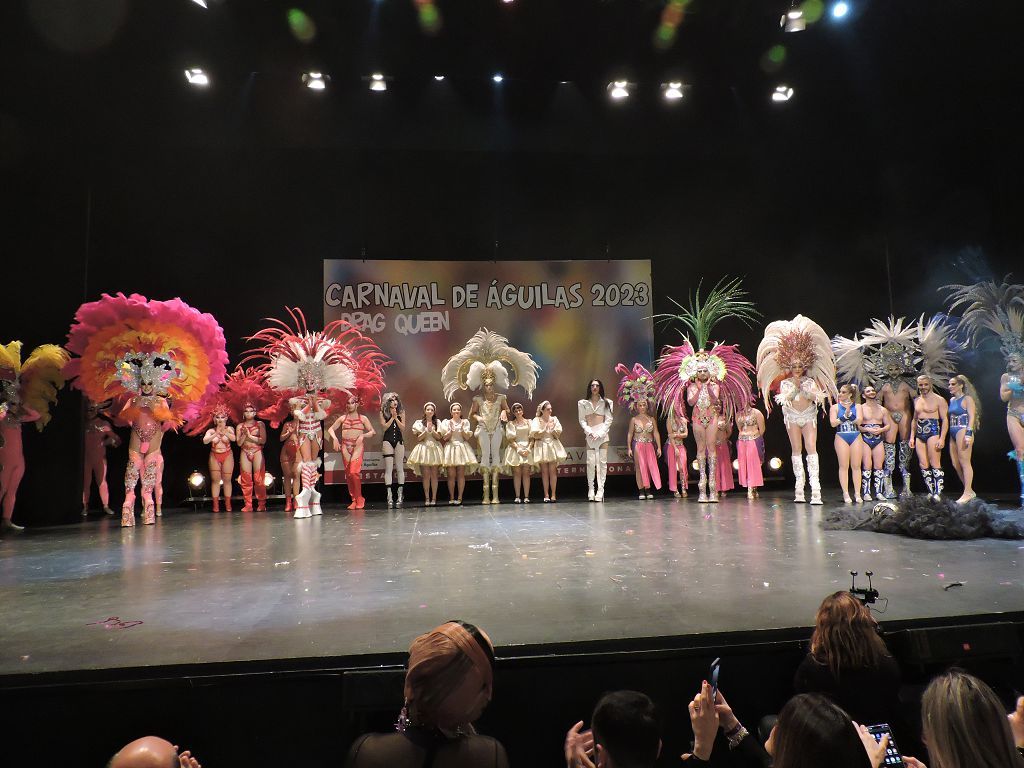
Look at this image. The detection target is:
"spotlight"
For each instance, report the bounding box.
[369,72,387,92]
[832,1,849,17]
[771,85,794,102]
[780,4,807,32]
[492,73,504,83]
[188,470,206,489]
[434,75,445,81]
[263,473,275,488]
[661,81,684,101]
[691,460,699,471]
[302,71,328,90]
[732,459,740,471]
[191,0,207,7]
[184,68,210,87]
[608,80,630,100]
[769,457,784,470]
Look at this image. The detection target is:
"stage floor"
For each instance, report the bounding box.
[2,493,1023,679]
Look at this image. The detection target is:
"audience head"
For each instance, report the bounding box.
[921,669,1022,768]
[403,620,494,731]
[767,693,870,768]
[590,690,661,768]
[108,737,178,768]
[810,591,890,675]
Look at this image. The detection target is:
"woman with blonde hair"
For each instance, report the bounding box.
[902,670,1024,768]
[830,384,863,504]
[947,374,980,504]
[794,591,901,727]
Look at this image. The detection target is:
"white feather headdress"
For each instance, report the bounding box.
[832,315,960,388]
[441,328,540,401]
[756,314,838,410]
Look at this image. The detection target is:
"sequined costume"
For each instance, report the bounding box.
[0,342,68,533]
[757,315,838,505]
[65,293,228,527]
[616,363,662,497]
[442,329,540,505]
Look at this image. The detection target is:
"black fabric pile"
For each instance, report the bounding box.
[821,496,1024,539]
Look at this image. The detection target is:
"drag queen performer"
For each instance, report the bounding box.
[408,402,444,506]
[82,399,121,516]
[758,315,838,505]
[66,293,228,527]
[735,401,765,499]
[531,400,566,502]
[833,316,960,498]
[910,375,948,500]
[578,379,614,502]
[858,385,893,502]
[246,308,387,520]
[654,279,758,504]
[714,402,734,497]
[665,405,689,497]
[945,276,1024,506]
[279,416,300,511]
[504,402,534,503]
[947,374,979,504]
[441,402,477,505]
[188,396,235,512]
[829,385,861,503]
[0,342,68,533]
[227,368,273,512]
[442,329,540,505]
[616,364,662,499]
[328,394,377,510]
[380,392,406,507]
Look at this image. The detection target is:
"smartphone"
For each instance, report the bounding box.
[709,657,720,702]
[866,723,904,766]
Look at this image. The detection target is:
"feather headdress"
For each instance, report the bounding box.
[833,315,961,389]
[440,328,540,401]
[65,293,228,424]
[0,341,70,430]
[943,275,1024,361]
[614,363,656,412]
[243,307,389,422]
[756,315,838,411]
[652,278,759,422]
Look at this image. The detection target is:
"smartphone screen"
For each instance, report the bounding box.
[866,723,904,766]
[709,657,720,702]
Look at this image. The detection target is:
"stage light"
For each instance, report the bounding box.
[832,1,849,18]
[772,85,794,102]
[369,72,387,92]
[263,473,275,488]
[692,460,699,471]
[184,68,209,87]
[780,4,807,32]
[434,75,445,81]
[191,0,208,8]
[302,71,328,90]
[188,470,206,490]
[769,457,784,470]
[661,81,684,101]
[492,73,504,83]
[608,80,630,100]
[732,459,740,471]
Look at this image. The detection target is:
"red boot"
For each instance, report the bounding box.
[212,496,220,512]
[285,496,293,512]
[346,473,358,510]
[239,471,254,512]
[225,496,233,512]
[255,470,267,512]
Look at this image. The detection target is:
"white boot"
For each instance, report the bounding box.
[807,454,823,505]
[397,485,404,506]
[310,487,322,516]
[596,450,608,502]
[793,455,806,503]
[387,486,394,508]
[293,487,313,519]
[586,450,596,500]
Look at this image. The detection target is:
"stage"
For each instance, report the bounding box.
[2,492,1023,683]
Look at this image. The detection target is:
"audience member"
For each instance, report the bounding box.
[345,620,509,768]
[564,690,661,768]
[794,591,901,727]
[902,670,1024,768]
[108,736,201,768]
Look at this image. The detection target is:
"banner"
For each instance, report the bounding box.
[322,259,653,484]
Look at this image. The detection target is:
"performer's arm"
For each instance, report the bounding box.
[938,397,949,448]
[1001,373,1021,402]
[499,395,509,423]
[627,417,635,457]
[396,411,406,431]
[469,398,481,424]
[687,383,699,407]
[577,400,591,436]
[828,404,840,428]
[965,396,976,445]
[653,420,662,456]
[256,422,267,446]
[529,419,544,440]
[202,428,217,445]
[756,410,766,437]
[551,416,562,439]
[361,415,376,440]
[326,417,343,451]
[19,406,41,423]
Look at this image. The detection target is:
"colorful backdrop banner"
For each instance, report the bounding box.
[322,259,653,484]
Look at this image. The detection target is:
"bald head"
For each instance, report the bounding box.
[109,737,177,768]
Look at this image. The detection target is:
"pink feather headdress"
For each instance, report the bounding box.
[614,363,656,413]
